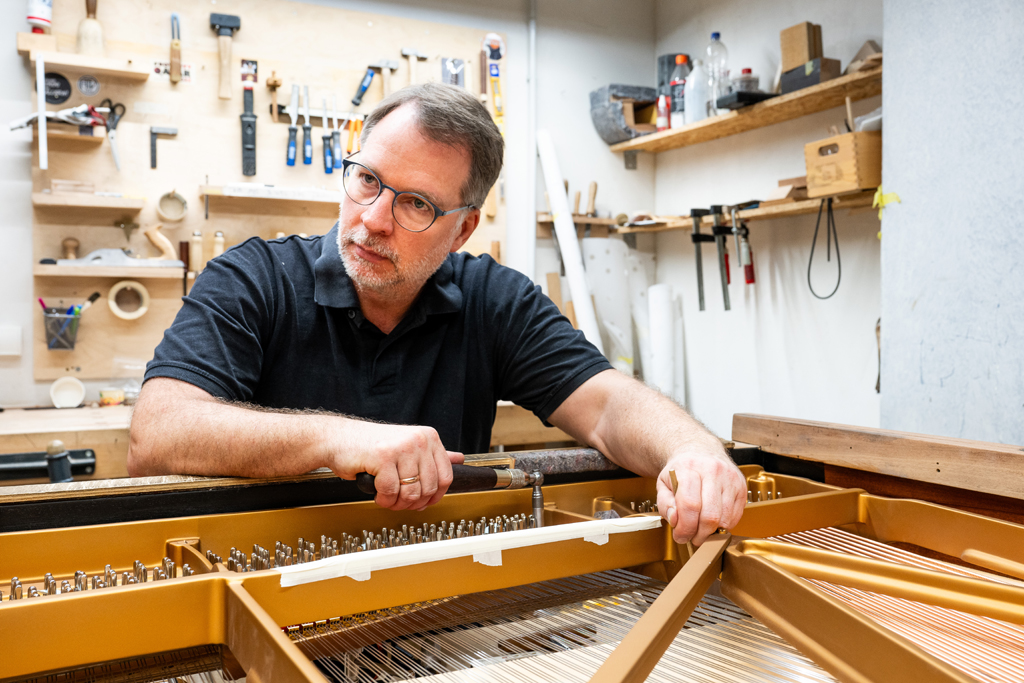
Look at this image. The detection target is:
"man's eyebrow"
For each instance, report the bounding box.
[361,160,446,209]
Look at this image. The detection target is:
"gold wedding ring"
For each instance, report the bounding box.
[400,476,419,485]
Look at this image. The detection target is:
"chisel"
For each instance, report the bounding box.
[332,95,343,168]
[286,85,298,166]
[321,97,333,174]
[302,86,313,165]
[241,73,257,176]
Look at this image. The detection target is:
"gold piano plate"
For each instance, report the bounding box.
[3,464,1024,682]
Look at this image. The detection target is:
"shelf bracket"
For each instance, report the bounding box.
[623,150,637,170]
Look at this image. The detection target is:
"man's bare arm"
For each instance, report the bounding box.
[547,369,746,546]
[128,378,462,510]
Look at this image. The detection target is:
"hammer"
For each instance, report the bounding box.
[210,13,240,100]
[401,48,428,86]
[351,59,399,106]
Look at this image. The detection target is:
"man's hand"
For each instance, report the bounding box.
[655,449,746,546]
[327,420,464,512]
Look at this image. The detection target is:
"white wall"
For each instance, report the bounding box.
[0,0,656,407]
[653,0,884,437]
[880,0,1024,444]
[0,0,41,406]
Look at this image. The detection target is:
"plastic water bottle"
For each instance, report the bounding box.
[706,32,729,116]
[684,59,709,125]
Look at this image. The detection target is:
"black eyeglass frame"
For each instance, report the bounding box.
[341,158,476,233]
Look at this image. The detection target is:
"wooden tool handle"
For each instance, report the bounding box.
[144,224,177,260]
[356,464,498,496]
[217,34,232,99]
[170,39,181,84]
[86,0,98,18]
[586,181,598,216]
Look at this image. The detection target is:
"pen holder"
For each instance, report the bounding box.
[43,310,80,351]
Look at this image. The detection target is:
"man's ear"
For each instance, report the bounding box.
[449,208,481,253]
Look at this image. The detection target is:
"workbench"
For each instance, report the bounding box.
[0,403,572,487]
[0,405,132,485]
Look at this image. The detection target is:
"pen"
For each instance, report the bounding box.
[38,298,47,311]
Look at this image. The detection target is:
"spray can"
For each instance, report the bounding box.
[656,94,670,132]
[27,0,52,33]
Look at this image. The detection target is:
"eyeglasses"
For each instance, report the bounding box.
[341,158,475,233]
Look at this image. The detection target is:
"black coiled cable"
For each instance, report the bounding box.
[807,198,841,299]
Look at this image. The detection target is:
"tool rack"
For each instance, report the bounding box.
[19,0,507,382]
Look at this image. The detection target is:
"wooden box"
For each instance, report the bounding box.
[804,131,882,198]
[780,22,822,73]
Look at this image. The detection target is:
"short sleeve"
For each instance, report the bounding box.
[491,269,613,423]
[144,239,278,401]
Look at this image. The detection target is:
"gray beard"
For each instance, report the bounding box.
[336,223,454,299]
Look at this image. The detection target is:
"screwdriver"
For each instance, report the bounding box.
[302,85,312,165]
[286,85,298,166]
[322,97,333,174]
[332,94,343,169]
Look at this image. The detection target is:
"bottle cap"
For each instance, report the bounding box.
[675,54,688,64]
[711,32,721,40]
[742,68,752,74]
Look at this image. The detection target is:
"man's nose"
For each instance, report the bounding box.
[361,190,396,236]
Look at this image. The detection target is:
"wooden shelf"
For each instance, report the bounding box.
[28,49,150,82]
[535,213,620,226]
[32,192,144,212]
[612,191,877,234]
[33,124,106,146]
[34,264,184,279]
[200,184,343,217]
[609,67,883,154]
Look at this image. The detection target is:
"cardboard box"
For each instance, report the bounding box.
[780,57,841,94]
[780,22,823,73]
[805,132,881,198]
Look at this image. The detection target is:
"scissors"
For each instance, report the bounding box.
[100,98,126,171]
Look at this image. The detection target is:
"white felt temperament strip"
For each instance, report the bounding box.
[277,516,664,588]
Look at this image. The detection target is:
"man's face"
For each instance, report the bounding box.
[337,104,478,299]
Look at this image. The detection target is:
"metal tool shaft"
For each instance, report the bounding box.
[711,207,731,311]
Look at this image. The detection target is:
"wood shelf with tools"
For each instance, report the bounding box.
[33,265,185,279]
[31,192,144,212]
[198,185,344,218]
[609,67,882,155]
[536,191,876,237]
[33,124,107,146]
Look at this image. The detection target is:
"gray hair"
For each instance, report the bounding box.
[361,83,504,210]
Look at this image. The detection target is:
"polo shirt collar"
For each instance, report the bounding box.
[313,223,463,317]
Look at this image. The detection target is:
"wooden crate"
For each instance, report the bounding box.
[805,131,881,198]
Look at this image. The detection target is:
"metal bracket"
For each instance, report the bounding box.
[0,449,96,481]
[623,150,638,170]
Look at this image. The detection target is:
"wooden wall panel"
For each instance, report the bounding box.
[31,0,508,380]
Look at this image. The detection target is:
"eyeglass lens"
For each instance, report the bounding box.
[342,163,436,232]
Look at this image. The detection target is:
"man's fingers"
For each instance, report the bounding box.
[673,470,702,545]
[692,476,722,546]
[425,445,454,508]
[373,463,401,509]
[447,451,465,465]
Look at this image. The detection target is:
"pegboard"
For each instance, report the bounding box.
[28,0,508,380]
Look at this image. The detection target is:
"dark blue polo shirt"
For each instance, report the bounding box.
[144,224,612,454]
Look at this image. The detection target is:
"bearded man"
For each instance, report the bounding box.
[129,83,745,547]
